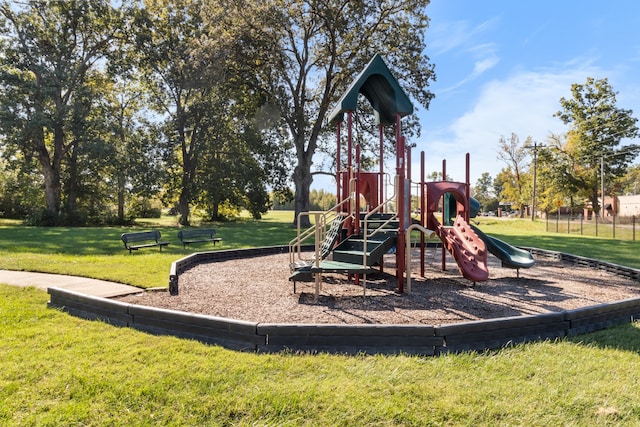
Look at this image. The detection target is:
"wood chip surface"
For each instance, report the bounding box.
[117,250,640,325]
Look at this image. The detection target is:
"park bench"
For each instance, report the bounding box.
[121,230,169,254]
[177,228,222,248]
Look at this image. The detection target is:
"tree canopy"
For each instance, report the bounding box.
[5,3,639,228]
[215,0,436,225]
[551,77,639,213]
[0,0,125,224]
[0,0,293,225]
[491,77,639,219]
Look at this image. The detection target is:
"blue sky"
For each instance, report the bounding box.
[416,0,640,184]
[312,0,640,191]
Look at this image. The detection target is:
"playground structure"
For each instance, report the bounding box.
[289,54,533,297]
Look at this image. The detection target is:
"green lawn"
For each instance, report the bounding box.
[2,212,640,425]
[0,210,299,288]
[475,218,640,269]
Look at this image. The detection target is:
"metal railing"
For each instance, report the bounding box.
[288,197,352,266]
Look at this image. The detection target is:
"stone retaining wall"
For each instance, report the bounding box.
[47,246,640,356]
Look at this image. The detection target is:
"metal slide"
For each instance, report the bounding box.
[470,224,535,270]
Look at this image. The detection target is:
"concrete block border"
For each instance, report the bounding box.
[47,246,640,356]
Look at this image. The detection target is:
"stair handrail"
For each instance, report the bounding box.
[361,181,398,268]
[288,197,352,266]
[404,224,437,293]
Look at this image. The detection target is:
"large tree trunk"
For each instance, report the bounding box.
[117,173,126,223]
[66,141,79,224]
[178,155,196,225]
[178,156,193,226]
[35,124,62,225]
[178,188,191,226]
[292,163,312,228]
[209,201,219,221]
[38,155,62,225]
[591,187,600,218]
[177,119,196,226]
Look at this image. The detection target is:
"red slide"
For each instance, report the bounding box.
[429,213,489,282]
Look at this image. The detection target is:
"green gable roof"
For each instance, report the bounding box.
[328,54,414,126]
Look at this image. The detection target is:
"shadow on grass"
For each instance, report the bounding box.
[0,218,298,256]
[568,321,640,353]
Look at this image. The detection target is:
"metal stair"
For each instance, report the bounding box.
[289,212,403,295]
[332,232,397,266]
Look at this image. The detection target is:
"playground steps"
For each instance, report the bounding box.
[288,260,376,283]
[289,269,314,283]
[289,212,399,288]
[289,233,394,282]
[359,212,400,231]
[332,232,397,266]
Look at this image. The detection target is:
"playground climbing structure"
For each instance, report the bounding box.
[288,54,529,298]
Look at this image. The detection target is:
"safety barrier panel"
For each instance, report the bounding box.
[47,246,640,356]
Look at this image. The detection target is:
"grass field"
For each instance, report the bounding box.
[0,210,299,288]
[2,212,640,425]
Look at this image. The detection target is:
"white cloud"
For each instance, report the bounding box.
[437,49,499,95]
[415,62,606,183]
[429,17,500,56]
[473,56,500,76]
[430,20,501,95]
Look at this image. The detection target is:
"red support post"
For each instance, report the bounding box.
[355,144,361,236]
[347,111,353,221]
[420,151,425,277]
[441,159,447,272]
[396,114,406,294]
[465,153,471,223]
[336,121,341,211]
[379,125,384,212]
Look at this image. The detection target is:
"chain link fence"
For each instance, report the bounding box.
[543,214,638,240]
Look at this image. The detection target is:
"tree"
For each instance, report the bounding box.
[217,0,435,226]
[0,0,125,224]
[98,79,166,224]
[554,77,640,215]
[497,133,532,216]
[310,189,337,211]
[133,0,287,225]
[472,172,496,210]
[197,100,280,221]
[426,171,452,182]
[0,151,44,218]
[132,0,220,225]
[616,164,640,196]
[534,133,586,215]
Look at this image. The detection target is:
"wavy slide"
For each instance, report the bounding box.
[470,224,535,270]
[429,213,489,282]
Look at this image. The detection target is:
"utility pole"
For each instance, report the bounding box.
[531,142,539,221]
[524,141,541,221]
[601,154,605,219]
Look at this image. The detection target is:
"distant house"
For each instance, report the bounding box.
[583,195,618,219]
[618,194,640,217]
[582,195,640,218]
